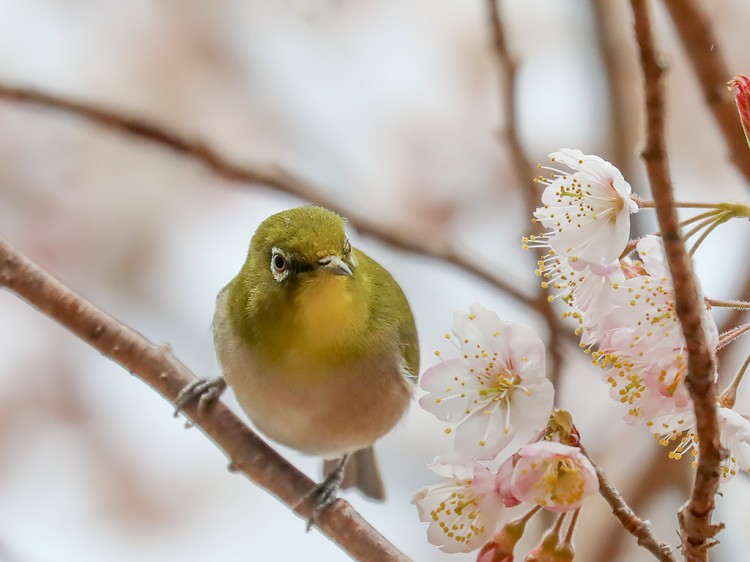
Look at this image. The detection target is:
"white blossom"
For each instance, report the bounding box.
[593,236,718,424]
[649,407,750,480]
[419,304,554,460]
[528,149,638,266]
[412,461,505,553]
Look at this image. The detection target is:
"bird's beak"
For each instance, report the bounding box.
[317,255,353,276]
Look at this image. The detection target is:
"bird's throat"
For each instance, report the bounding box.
[292,275,366,356]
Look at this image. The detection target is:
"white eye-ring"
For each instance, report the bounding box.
[343,237,357,267]
[270,247,291,282]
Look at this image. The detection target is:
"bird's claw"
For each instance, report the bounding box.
[173,377,227,418]
[298,456,347,531]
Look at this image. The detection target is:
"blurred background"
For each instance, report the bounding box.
[1,0,749,560]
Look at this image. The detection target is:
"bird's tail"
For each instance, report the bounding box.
[323,446,385,501]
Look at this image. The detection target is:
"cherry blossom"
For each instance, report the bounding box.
[649,406,750,480]
[529,148,638,267]
[507,442,599,513]
[419,304,554,460]
[413,461,505,553]
[593,236,718,424]
[537,252,625,346]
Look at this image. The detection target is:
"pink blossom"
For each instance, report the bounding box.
[593,236,718,424]
[496,456,521,508]
[509,442,598,513]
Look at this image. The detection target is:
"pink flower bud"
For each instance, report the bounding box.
[523,531,560,562]
[476,537,514,562]
[729,75,750,149]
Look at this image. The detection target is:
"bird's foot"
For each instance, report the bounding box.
[300,455,349,531]
[173,377,227,419]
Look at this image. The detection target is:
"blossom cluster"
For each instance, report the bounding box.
[527,149,750,478]
[413,304,598,555]
[413,148,750,557]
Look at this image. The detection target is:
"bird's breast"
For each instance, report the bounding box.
[286,274,369,363]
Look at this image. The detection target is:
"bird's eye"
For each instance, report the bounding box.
[272,254,287,271]
[270,248,291,281]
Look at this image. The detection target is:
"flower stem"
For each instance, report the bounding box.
[636,199,726,209]
[552,512,567,536]
[564,508,581,544]
[678,209,725,229]
[619,238,639,260]
[681,212,728,242]
[689,213,731,256]
[719,353,750,408]
[717,322,750,350]
[707,298,750,310]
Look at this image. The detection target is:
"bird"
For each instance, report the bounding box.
[177,206,419,525]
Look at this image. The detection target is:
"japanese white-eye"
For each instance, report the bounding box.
[208,206,419,515]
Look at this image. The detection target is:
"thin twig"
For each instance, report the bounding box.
[0,238,409,562]
[0,82,534,309]
[589,448,689,562]
[590,0,639,178]
[580,445,676,562]
[485,0,566,388]
[630,1,724,560]
[661,0,750,188]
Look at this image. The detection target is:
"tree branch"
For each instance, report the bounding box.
[630,1,724,559]
[590,0,639,179]
[0,82,533,309]
[0,237,410,562]
[485,0,566,389]
[661,0,750,188]
[580,445,676,562]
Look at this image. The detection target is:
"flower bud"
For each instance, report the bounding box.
[523,530,560,562]
[476,538,514,562]
[729,75,750,149]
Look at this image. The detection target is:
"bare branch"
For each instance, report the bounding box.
[630,1,724,559]
[0,82,534,309]
[590,0,639,179]
[662,0,750,188]
[484,0,566,388]
[0,237,410,562]
[580,445,677,562]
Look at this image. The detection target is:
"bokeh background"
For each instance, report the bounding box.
[1,0,749,560]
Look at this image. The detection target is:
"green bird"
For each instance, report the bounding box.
[179,206,419,522]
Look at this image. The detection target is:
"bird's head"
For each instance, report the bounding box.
[242,206,358,296]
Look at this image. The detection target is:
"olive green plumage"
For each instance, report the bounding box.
[213,206,419,499]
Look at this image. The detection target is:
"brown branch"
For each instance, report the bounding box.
[0,238,409,562]
[661,0,750,188]
[590,0,639,180]
[630,1,724,560]
[580,445,677,562]
[485,0,566,389]
[590,446,693,561]
[0,82,533,309]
